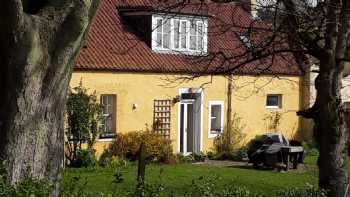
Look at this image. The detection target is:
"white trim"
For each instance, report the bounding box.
[265,106,280,109]
[151,14,208,55]
[200,90,204,152]
[177,88,203,154]
[97,138,116,142]
[266,94,282,109]
[208,100,224,139]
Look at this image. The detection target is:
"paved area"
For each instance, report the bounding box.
[192,160,313,173]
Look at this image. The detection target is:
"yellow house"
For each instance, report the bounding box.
[69,0,310,156]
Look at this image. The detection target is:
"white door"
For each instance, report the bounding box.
[179,101,195,154]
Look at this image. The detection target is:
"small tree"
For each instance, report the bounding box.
[214,113,246,154]
[65,82,102,166]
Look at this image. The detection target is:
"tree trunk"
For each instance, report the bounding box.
[0,0,100,192]
[315,59,348,197]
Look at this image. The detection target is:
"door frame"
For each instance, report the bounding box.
[177,88,203,154]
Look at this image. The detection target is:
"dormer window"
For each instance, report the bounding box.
[152,14,208,55]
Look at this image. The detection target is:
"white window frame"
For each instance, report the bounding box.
[196,20,205,51]
[99,94,116,139]
[266,94,282,109]
[152,14,208,55]
[208,101,224,138]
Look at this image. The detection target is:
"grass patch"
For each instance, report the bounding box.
[62,156,329,195]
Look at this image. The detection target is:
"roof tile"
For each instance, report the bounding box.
[75,0,302,75]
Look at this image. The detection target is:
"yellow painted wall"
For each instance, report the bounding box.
[70,71,308,156]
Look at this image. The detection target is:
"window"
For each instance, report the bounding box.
[174,19,180,49]
[197,21,204,50]
[152,15,208,54]
[155,18,171,48]
[266,94,282,109]
[180,20,188,49]
[163,19,171,48]
[100,95,116,138]
[208,101,224,138]
[189,21,197,50]
[156,18,163,47]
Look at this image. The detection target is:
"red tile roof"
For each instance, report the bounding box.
[75,0,303,76]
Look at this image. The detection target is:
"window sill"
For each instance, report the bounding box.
[97,138,116,142]
[152,48,208,56]
[98,133,116,142]
[266,106,281,109]
[208,131,222,139]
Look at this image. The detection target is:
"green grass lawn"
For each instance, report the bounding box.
[62,156,333,195]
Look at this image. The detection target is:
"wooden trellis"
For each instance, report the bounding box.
[153,100,171,138]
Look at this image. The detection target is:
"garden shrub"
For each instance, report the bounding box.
[176,154,195,163]
[99,153,129,169]
[65,83,102,167]
[98,150,113,167]
[70,149,97,168]
[206,151,214,160]
[104,130,173,163]
[192,152,206,162]
[213,113,246,158]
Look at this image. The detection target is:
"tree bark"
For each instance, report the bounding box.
[315,58,349,197]
[0,0,100,192]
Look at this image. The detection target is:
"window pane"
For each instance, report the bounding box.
[101,96,108,114]
[106,115,112,133]
[108,104,113,114]
[102,95,107,105]
[197,22,204,50]
[163,19,171,48]
[180,21,187,49]
[211,105,222,133]
[108,94,113,104]
[174,20,180,49]
[267,95,279,106]
[190,21,197,50]
[156,19,162,47]
[100,95,116,136]
[156,19,162,33]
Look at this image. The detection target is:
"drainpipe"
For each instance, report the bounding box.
[226,74,233,149]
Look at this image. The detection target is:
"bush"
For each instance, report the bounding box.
[65,83,102,167]
[192,152,206,162]
[70,149,97,168]
[98,150,113,167]
[213,113,246,157]
[176,154,195,163]
[104,130,173,163]
[206,151,214,160]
